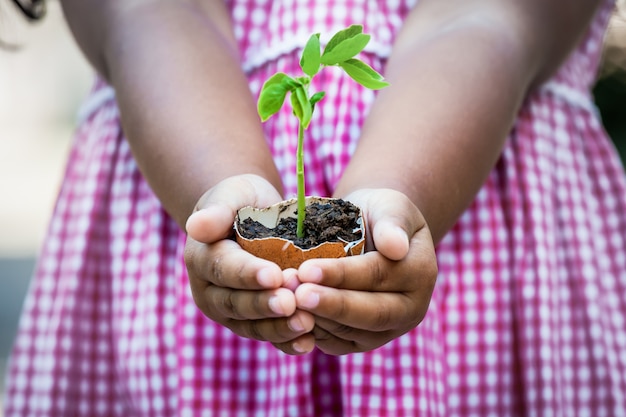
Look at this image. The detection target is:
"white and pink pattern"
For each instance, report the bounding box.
[4,1,626,416]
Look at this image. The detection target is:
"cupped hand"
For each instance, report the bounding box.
[184,174,316,355]
[294,188,438,355]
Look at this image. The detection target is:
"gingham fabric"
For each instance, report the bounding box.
[5,1,626,416]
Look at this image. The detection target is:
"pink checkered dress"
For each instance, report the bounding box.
[5,1,626,416]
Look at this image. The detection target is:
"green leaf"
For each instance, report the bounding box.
[262,72,296,90]
[300,34,321,77]
[323,25,364,55]
[321,25,370,65]
[257,73,299,121]
[310,91,325,109]
[283,76,302,91]
[290,85,313,128]
[338,58,390,90]
[258,84,287,121]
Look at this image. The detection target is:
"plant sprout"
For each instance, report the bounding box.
[257,25,389,238]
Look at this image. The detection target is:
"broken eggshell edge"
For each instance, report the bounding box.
[234,196,366,270]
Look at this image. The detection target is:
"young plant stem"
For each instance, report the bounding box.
[256,25,389,239]
[296,121,306,238]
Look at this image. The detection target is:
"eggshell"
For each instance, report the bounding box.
[234,197,365,270]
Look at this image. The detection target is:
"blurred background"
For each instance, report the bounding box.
[0,0,93,412]
[0,0,625,414]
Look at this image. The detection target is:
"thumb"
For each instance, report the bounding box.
[186,174,282,243]
[186,203,235,243]
[372,219,410,261]
[344,188,424,261]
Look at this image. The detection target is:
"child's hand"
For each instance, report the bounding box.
[294,189,438,355]
[184,174,316,355]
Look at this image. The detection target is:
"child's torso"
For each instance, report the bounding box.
[225,0,416,72]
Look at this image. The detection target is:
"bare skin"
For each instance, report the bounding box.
[60,0,283,228]
[61,0,603,355]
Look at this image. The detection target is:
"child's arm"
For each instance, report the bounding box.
[295,0,604,355]
[338,0,603,243]
[61,1,314,353]
[60,0,283,229]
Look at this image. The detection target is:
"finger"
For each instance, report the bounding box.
[310,324,359,355]
[272,333,316,355]
[372,220,410,261]
[282,268,301,291]
[295,283,432,332]
[297,252,408,292]
[186,203,238,243]
[204,286,296,320]
[225,310,315,345]
[310,319,396,355]
[227,310,315,341]
[185,237,283,289]
[297,231,437,292]
[343,188,424,260]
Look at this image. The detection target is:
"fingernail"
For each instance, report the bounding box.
[268,296,284,315]
[257,267,277,288]
[282,269,301,291]
[289,316,305,332]
[292,342,308,354]
[301,266,323,283]
[299,291,319,309]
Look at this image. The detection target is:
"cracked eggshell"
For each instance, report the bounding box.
[234,197,365,270]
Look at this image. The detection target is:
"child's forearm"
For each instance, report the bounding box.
[335,0,602,244]
[60,0,282,229]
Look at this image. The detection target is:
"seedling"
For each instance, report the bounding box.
[257,24,389,238]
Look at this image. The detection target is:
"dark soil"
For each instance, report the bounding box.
[238,199,363,249]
